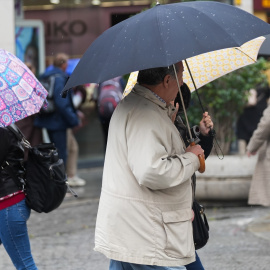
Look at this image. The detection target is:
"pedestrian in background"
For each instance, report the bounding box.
[247,101,270,206]
[0,124,38,269]
[97,76,125,151]
[66,85,87,187]
[34,53,79,166]
[95,62,207,269]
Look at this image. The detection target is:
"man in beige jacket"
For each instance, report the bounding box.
[95,62,211,269]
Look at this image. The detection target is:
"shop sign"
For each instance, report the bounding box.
[46,20,87,45]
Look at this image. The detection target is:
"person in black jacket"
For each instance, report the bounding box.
[0,125,38,269]
[174,83,214,270]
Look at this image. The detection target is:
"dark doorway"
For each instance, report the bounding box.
[111,13,136,26]
[267,12,270,24]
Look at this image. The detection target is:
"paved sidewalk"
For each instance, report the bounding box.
[0,167,270,270]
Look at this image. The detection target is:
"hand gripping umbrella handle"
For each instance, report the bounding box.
[190,142,205,173]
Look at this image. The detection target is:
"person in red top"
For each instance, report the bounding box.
[0,125,38,269]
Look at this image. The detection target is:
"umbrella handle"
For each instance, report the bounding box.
[190,142,205,173]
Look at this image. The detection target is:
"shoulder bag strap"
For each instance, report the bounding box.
[6,125,31,149]
[7,125,23,140]
[3,125,27,189]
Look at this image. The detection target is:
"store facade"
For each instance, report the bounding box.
[24,5,147,62]
[254,0,270,21]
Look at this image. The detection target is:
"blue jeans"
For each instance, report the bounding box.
[185,252,204,270]
[109,260,186,270]
[0,199,38,270]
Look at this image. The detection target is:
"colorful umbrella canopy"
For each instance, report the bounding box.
[123,37,266,96]
[0,49,48,127]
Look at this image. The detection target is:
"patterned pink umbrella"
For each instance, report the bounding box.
[0,49,48,127]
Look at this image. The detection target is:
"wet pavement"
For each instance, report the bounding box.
[0,166,270,270]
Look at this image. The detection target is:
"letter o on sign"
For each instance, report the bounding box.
[69,20,87,36]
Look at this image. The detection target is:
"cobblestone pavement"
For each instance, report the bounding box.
[1,167,270,270]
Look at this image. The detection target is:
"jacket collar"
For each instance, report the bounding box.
[132,84,177,118]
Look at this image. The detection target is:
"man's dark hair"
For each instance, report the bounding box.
[137,64,179,86]
[53,53,68,68]
[174,82,191,111]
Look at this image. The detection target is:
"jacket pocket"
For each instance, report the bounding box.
[162,209,194,258]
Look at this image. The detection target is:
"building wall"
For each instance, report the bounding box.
[0,0,15,53]
[254,0,270,22]
[235,0,253,13]
[254,0,270,10]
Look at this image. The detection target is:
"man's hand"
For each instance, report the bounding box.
[199,112,213,136]
[186,144,204,157]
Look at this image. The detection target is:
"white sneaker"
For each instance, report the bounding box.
[68,176,86,187]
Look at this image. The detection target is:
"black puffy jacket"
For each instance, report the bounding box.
[0,126,25,198]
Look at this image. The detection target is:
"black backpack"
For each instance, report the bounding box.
[39,74,60,114]
[4,126,77,213]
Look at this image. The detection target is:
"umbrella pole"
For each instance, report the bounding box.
[172,64,193,142]
[173,64,205,173]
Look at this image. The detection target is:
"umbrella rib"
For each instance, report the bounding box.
[234,48,256,63]
[184,59,205,113]
[173,64,193,141]
[154,7,170,66]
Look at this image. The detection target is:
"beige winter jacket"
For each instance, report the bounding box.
[94,84,200,266]
[247,103,270,206]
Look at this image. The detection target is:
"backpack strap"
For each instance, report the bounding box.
[46,74,62,97]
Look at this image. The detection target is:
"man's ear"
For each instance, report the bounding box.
[163,74,170,89]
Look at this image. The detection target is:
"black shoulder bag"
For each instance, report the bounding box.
[4,126,77,213]
[192,175,209,250]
